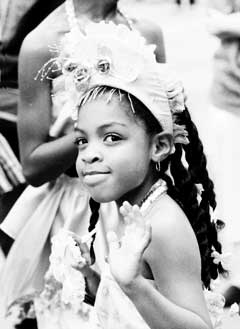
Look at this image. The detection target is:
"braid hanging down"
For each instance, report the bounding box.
[164,106,226,288]
[88,198,100,264]
[83,198,100,305]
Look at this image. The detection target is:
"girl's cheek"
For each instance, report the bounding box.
[75,156,83,178]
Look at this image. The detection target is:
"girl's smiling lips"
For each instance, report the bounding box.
[82,170,110,176]
[82,170,111,185]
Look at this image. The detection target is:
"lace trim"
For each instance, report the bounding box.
[139,179,167,213]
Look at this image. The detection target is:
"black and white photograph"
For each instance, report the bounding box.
[1,0,240,328]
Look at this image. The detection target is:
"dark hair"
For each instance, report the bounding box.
[84,87,226,289]
[164,108,226,288]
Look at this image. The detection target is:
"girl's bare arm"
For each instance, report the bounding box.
[115,198,213,329]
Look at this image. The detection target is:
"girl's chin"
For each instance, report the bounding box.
[90,194,115,204]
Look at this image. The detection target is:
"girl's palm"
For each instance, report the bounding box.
[107,202,152,287]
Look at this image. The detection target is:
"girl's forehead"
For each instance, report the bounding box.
[76,96,148,134]
[79,95,135,122]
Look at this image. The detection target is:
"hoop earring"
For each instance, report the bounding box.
[156,161,161,172]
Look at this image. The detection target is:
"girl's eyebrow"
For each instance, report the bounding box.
[98,122,127,130]
[74,126,85,133]
[74,122,127,134]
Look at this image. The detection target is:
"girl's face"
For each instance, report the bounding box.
[75,96,157,205]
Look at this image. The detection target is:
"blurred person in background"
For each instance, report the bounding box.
[0,1,64,328]
[0,0,64,256]
[206,0,240,307]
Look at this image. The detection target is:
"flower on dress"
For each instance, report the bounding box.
[204,289,225,328]
[47,229,88,313]
[49,229,86,282]
[211,249,232,270]
[6,304,25,326]
[229,302,240,317]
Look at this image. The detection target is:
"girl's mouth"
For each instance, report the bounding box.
[82,171,110,185]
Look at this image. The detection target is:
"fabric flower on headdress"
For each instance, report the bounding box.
[37,21,189,151]
[172,123,189,145]
[166,80,189,146]
[57,21,156,92]
[166,80,185,114]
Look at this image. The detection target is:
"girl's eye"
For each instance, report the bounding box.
[104,134,122,143]
[74,137,87,146]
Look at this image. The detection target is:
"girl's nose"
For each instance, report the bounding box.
[83,155,101,164]
[82,145,103,164]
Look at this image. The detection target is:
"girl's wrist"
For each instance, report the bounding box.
[119,275,146,297]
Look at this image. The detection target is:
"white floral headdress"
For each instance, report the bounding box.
[37,21,188,147]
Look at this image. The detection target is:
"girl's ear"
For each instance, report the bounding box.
[151,132,173,162]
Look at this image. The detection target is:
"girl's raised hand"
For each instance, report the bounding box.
[107,201,152,288]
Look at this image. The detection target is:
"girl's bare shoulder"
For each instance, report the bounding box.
[145,194,200,261]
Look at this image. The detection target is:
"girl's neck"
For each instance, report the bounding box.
[72,0,118,21]
[116,172,160,209]
[110,177,167,239]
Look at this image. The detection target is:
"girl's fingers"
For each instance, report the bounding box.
[132,205,143,223]
[136,222,152,254]
[120,201,134,225]
[119,205,129,217]
[125,206,144,229]
[143,221,152,246]
[123,214,132,225]
[120,202,144,228]
[107,231,120,250]
[120,201,132,215]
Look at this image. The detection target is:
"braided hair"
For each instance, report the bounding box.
[165,107,226,288]
[80,86,226,289]
[88,198,100,264]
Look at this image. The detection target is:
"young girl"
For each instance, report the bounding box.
[0,0,166,327]
[40,21,226,329]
